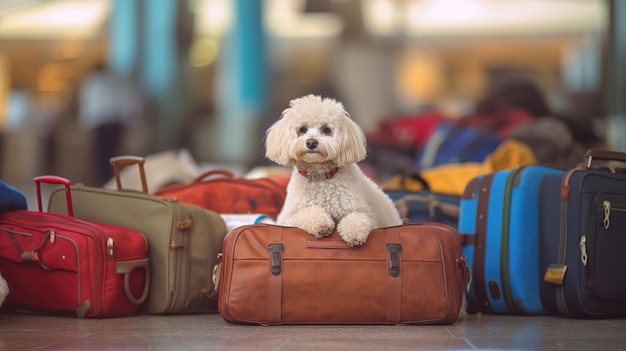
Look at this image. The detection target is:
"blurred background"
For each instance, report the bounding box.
[0,0,624,192]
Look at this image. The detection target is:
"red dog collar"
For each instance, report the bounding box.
[298,168,339,180]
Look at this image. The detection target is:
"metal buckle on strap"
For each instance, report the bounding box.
[268,243,284,276]
[385,243,402,277]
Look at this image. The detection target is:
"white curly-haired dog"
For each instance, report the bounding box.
[265,94,403,246]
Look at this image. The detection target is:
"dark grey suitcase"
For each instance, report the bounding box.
[539,149,626,317]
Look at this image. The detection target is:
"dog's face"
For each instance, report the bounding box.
[265,95,367,168]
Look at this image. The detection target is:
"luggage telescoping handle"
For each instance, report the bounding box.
[34,175,73,216]
[109,155,149,193]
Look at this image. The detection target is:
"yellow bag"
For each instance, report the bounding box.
[383,140,537,196]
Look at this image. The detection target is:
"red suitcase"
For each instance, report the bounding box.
[0,176,150,318]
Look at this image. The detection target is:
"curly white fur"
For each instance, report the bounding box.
[0,272,8,308]
[265,94,402,246]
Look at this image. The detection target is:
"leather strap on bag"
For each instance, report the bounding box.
[8,230,50,265]
[194,169,235,182]
[386,227,402,324]
[474,174,494,313]
[266,226,283,325]
[115,258,150,305]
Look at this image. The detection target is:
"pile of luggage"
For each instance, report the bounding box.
[0,148,625,324]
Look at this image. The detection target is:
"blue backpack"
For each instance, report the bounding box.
[0,181,27,213]
[415,122,502,170]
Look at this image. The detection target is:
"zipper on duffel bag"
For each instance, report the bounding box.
[166,202,193,313]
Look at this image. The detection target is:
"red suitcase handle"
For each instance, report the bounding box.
[109,155,149,193]
[34,175,73,216]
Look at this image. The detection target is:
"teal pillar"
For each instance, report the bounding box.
[607,0,626,151]
[108,0,140,78]
[140,0,185,151]
[216,0,267,165]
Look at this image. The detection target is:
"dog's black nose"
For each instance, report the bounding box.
[306,139,318,150]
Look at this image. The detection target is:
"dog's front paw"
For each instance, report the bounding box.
[340,233,368,247]
[304,217,335,238]
[288,207,335,238]
[337,213,374,247]
[312,225,333,238]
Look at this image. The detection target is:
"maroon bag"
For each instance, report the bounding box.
[0,176,150,318]
[154,169,287,218]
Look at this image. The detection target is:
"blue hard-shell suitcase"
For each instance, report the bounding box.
[459,165,564,314]
[539,149,626,317]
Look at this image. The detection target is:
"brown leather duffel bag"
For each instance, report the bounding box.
[217,223,468,325]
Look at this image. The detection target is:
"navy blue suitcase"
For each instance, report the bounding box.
[539,149,626,317]
[459,165,564,314]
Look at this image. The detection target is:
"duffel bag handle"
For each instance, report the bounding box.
[194,169,235,183]
[109,155,149,193]
[116,258,150,305]
[394,194,459,221]
[585,149,626,172]
[34,175,73,216]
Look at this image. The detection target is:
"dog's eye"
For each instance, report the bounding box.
[298,127,307,135]
[322,127,332,135]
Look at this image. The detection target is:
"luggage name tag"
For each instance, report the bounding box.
[544,264,567,285]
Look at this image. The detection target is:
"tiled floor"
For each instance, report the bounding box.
[0,312,625,351]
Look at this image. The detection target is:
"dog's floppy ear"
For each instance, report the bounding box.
[264,112,295,166]
[336,113,367,167]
